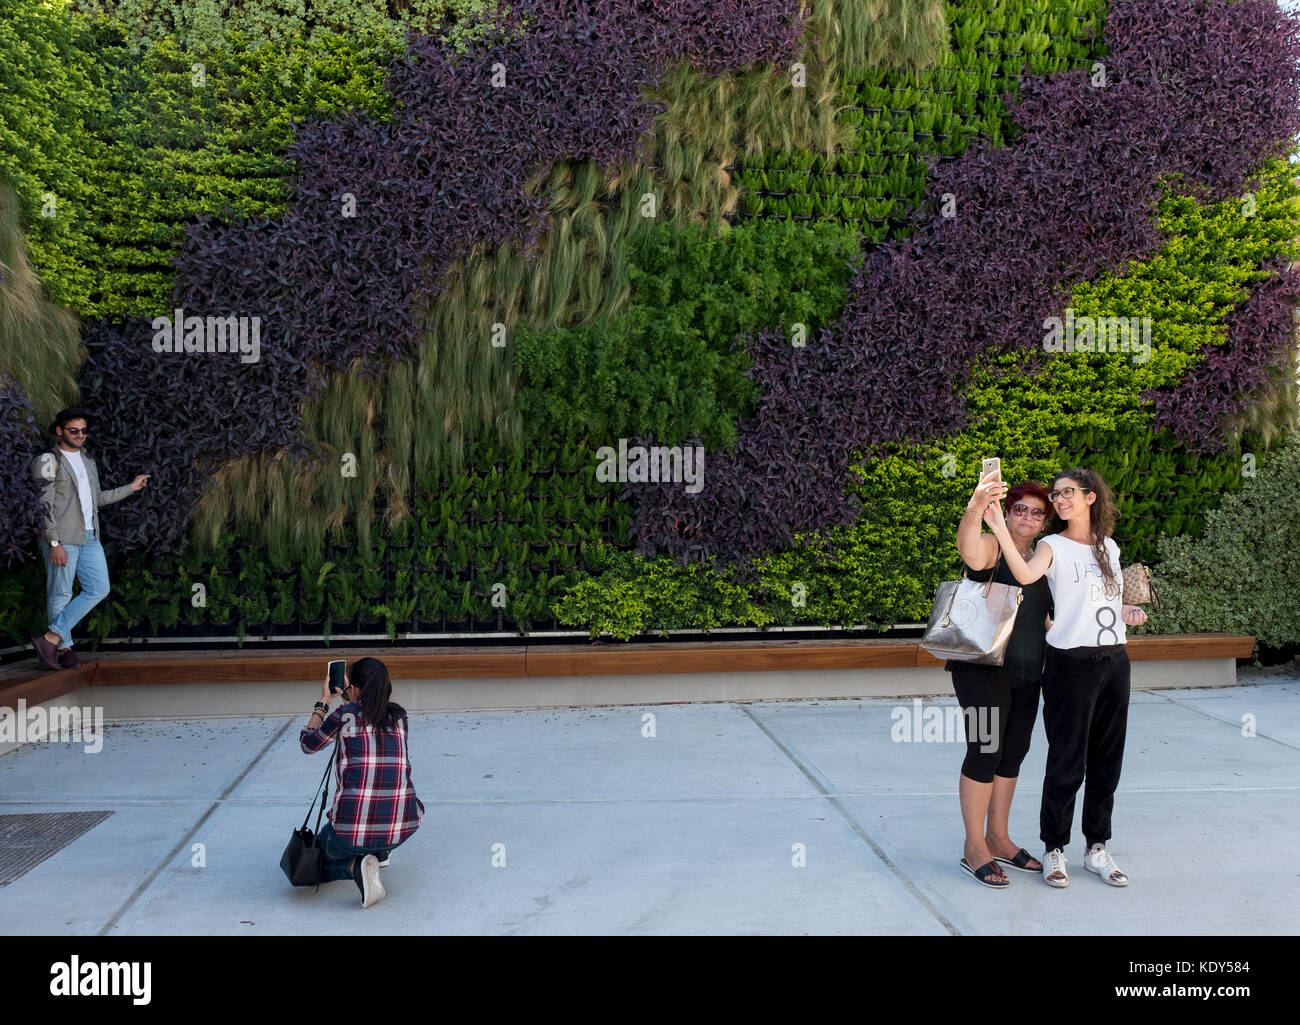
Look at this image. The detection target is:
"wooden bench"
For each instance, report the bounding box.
[0,633,1258,714]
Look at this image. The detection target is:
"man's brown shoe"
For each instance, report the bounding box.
[58,648,83,669]
[31,635,61,670]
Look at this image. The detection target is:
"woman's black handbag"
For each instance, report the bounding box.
[280,736,340,890]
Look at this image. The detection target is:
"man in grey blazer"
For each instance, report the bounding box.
[29,408,150,670]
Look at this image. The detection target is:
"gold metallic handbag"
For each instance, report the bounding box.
[920,549,1024,666]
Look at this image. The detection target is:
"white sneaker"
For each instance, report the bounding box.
[1084,843,1129,886]
[1043,848,1069,887]
[356,854,386,908]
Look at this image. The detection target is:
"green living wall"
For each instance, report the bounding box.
[0,0,1297,655]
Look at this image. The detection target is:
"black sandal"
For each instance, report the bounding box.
[961,857,1009,888]
[994,847,1043,873]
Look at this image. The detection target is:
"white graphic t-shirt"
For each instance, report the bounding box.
[62,449,95,532]
[1039,533,1126,649]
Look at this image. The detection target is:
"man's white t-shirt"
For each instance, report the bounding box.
[1039,533,1126,649]
[61,449,95,532]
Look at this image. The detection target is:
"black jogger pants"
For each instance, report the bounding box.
[1039,644,1131,852]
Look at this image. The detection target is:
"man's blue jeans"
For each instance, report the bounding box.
[41,528,111,651]
[318,822,410,883]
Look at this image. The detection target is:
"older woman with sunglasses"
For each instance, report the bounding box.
[983,468,1147,889]
[951,470,1054,888]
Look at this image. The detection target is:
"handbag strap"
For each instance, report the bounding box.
[959,544,1004,596]
[985,546,1004,596]
[943,543,1004,621]
[301,733,341,833]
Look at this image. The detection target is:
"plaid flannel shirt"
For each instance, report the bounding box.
[300,702,425,848]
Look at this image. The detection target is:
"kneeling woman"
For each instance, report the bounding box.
[951,471,1053,887]
[984,468,1146,888]
[301,657,425,908]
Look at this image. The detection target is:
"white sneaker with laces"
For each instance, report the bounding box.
[1043,848,1069,887]
[1084,843,1129,886]
[357,854,386,908]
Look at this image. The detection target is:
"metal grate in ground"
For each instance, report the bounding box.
[0,811,115,887]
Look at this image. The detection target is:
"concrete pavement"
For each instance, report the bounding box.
[1,667,1296,935]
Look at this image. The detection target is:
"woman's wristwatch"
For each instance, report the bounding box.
[313,701,328,714]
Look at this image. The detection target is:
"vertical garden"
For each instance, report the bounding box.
[2,0,1298,652]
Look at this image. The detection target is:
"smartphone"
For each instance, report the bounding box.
[981,457,1002,483]
[327,660,346,694]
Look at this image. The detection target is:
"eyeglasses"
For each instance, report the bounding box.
[1048,486,1091,503]
[62,427,89,435]
[1009,503,1047,520]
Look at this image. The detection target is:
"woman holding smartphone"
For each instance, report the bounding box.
[301,657,424,908]
[983,468,1146,888]
[952,470,1053,887]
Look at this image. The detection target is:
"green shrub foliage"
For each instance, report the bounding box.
[0,185,83,433]
[551,161,1300,637]
[514,218,862,453]
[1143,434,1300,652]
[0,1,397,318]
[738,0,1108,243]
[68,0,515,52]
[0,436,626,645]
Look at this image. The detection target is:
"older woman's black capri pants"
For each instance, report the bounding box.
[949,664,1040,783]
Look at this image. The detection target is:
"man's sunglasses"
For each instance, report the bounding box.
[61,427,89,435]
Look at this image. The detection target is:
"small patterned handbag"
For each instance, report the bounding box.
[1121,562,1159,607]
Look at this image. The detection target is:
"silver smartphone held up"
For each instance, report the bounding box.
[981,457,1002,483]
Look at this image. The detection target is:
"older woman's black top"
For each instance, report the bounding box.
[942,556,1052,684]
